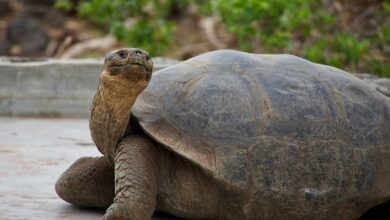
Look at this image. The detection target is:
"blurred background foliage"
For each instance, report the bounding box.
[24,0,390,76]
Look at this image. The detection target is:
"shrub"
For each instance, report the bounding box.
[56,0,191,55]
[207,0,389,76]
[56,0,390,76]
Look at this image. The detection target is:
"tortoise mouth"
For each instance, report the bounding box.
[107,61,152,81]
[110,62,152,72]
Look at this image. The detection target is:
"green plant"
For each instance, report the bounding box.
[207,0,389,76]
[56,0,188,55]
[55,0,74,11]
[56,0,390,76]
[204,0,325,52]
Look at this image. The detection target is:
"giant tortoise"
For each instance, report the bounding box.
[56,48,390,219]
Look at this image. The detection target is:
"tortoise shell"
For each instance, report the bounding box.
[132,50,390,218]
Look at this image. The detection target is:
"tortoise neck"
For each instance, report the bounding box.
[90,73,147,164]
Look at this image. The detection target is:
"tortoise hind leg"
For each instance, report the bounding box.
[157,151,220,219]
[55,156,114,208]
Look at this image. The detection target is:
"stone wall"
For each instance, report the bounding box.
[0,57,177,117]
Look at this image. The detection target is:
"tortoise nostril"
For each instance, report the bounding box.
[133,49,150,60]
[117,50,128,58]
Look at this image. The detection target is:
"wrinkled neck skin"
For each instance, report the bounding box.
[90,71,148,165]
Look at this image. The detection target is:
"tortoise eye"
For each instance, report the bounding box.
[117,50,128,58]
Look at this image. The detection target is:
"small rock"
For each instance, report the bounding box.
[6,15,49,56]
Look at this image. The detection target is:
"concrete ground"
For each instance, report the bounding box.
[0,117,178,220]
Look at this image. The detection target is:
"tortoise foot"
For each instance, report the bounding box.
[55,156,114,208]
[103,203,134,220]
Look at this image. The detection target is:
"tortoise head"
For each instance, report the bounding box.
[90,48,153,164]
[103,48,153,83]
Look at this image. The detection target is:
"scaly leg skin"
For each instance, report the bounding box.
[103,135,159,220]
[55,156,114,208]
[157,151,220,219]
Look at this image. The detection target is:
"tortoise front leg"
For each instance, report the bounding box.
[103,135,159,220]
[55,156,114,208]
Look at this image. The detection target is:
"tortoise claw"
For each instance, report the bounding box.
[103,203,133,220]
